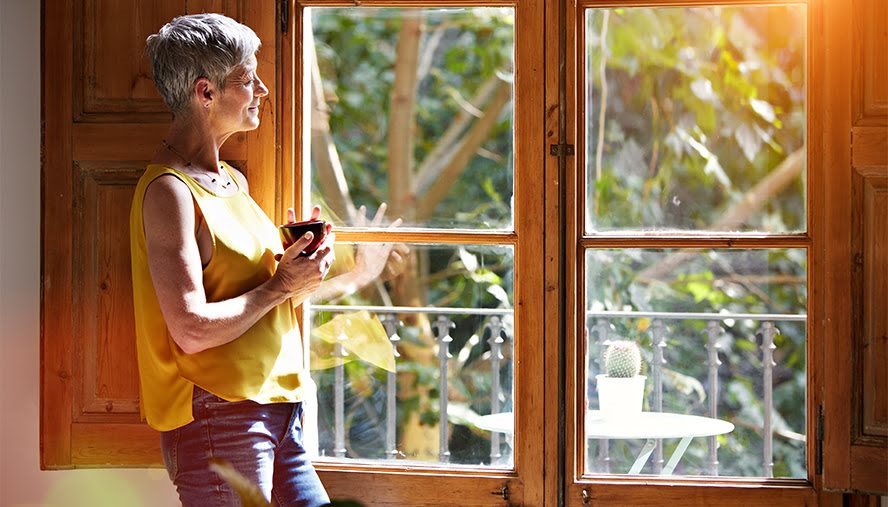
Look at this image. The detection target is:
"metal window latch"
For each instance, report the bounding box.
[492,484,509,501]
[549,143,575,157]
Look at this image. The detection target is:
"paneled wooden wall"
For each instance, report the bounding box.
[824,0,888,495]
[42,0,277,468]
[849,0,888,487]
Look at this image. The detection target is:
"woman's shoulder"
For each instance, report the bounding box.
[140,163,194,208]
[140,172,196,226]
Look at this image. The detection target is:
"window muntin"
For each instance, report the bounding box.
[308,7,515,230]
[584,5,807,234]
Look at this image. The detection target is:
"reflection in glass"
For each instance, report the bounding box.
[307,7,515,230]
[585,6,806,232]
[584,249,806,478]
[309,243,514,467]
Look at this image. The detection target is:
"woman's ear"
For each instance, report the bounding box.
[194,77,213,108]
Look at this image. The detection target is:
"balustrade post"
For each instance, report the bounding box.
[594,319,612,473]
[434,315,455,463]
[333,331,349,458]
[760,321,778,478]
[486,316,505,464]
[650,319,667,474]
[381,315,401,460]
[705,321,723,476]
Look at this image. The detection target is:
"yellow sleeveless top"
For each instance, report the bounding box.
[129,163,308,431]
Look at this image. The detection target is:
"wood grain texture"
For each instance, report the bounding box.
[853,127,888,167]
[821,0,855,491]
[513,1,547,504]
[543,0,577,504]
[316,469,522,506]
[279,0,296,225]
[73,164,142,418]
[75,0,243,121]
[849,445,888,495]
[851,167,888,443]
[243,0,278,216]
[42,0,76,470]
[71,423,162,466]
[823,0,888,496]
[569,481,818,506]
[806,0,826,490]
[852,0,888,126]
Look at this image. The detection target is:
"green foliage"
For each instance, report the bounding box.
[311,7,515,229]
[586,6,806,233]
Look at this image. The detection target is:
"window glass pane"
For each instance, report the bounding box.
[585,6,806,233]
[584,249,806,478]
[307,7,515,230]
[308,243,514,467]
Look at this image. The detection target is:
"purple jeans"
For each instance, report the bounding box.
[160,386,330,506]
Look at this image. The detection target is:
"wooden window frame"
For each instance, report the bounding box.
[546,0,851,504]
[281,1,547,505]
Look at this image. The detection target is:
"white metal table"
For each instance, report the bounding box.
[475,410,734,475]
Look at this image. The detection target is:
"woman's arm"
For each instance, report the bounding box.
[142,175,332,354]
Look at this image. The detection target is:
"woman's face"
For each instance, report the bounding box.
[211,54,268,134]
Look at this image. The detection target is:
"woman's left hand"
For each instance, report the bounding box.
[352,203,407,283]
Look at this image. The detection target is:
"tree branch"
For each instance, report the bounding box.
[415,78,512,221]
[413,75,501,197]
[386,13,424,219]
[637,148,806,282]
[307,17,356,222]
[593,11,611,215]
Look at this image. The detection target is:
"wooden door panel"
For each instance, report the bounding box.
[852,166,888,441]
[86,0,180,107]
[76,0,243,121]
[846,0,888,493]
[71,423,162,465]
[824,0,888,495]
[73,164,142,417]
[42,0,277,468]
[852,0,888,126]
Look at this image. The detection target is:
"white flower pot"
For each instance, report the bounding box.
[596,374,646,416]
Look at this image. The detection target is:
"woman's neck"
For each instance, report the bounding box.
[162,116,233,174]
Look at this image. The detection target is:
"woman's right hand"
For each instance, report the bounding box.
[271,227,336,298]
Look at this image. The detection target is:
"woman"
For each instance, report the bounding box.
[130,13,400,506]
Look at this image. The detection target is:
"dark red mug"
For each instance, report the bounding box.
[279,220,326,256]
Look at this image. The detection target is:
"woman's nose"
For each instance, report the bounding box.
[256,76,269,97]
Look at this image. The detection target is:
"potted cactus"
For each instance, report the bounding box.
[596,340,646,416]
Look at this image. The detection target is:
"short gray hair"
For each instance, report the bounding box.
[146,13,261,115]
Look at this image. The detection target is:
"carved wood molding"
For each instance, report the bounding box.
[852,0,888,126]
[850,166,888,446]
[73,0,244,122]
[71,163,144,421]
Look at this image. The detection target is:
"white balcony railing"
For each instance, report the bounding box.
[308,304,806,476]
